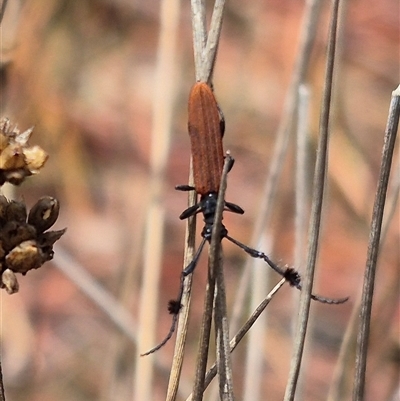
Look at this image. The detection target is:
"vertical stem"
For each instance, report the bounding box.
[284,1,341,399]
[214,249,235,401]
[191,0,207,80]
[192,155,233,400]
[202,0,226,83]
[352,86,400,401]
[133,0,180,399]
[229,0,324,339]
[166,162,197,401]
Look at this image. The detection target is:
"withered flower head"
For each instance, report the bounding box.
[0,118,48,185]
[0,195,66,293]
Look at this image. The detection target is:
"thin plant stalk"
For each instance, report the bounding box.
[166,160,197,401]
[189,2,230,400]
[191,0,227,84]
[186,279,286,401]
[328,161,400,401]
[54,247,137,342]
[133,0,180,399]
[294,84,310,274]
[169,2,211,397]
[201,0,226,83]
[293,84,311,400]
[191,0,207,80]
[230,0,324,338]
[284,1,341,400]
[352,86,400,401]
[214,248,234,401]
[192,155,233,401]
[242,236,270,401]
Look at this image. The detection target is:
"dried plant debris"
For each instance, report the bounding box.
[0,196,66,294]
[0,117,48,185]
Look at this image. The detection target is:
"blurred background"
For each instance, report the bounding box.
[0,0,398,400]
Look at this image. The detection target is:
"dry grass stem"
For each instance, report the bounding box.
[295,84,311,269]
[292,84,312,399]
[186,278,286,401]
[352,86,400,401]
[54,247,137,342]
[229,0,324,338]
[202,0,226,83]
[328,157,400,401]
[242,236,270,401]
[191,0,207,80]
[214,249,234,401]
[284,0,341,399]
[192,154,233,401]
[167,161,197,401]
[134,1,180,399]
[191,0,227,83]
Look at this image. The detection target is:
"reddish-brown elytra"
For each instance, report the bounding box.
[188,82,224,195]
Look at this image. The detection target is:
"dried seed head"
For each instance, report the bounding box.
[0,195,8,222]
[0,194,65,293]
[6,199,27,223]
[28,197,60,233]
[0,133,8,151]
[0,144,26,170]
[0,221,36,252]
[1,269,19,294]
[0,117,48,186]
[24,146,48,173]
[37,228,67,262]
[5,240,43,274]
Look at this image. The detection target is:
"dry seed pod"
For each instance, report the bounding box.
[0,117,48,185]
[0,195,8,222]
[37,228,67,262]
[14,126,34,146]
[0,221,36,252]
[24,146,48,172]
[1,269,19,294]
[28,196,60,233]
[38,228,66,248]
[5,239,43,274]
[0,132,8,151]
[6,199,27,223]
[0,242,5,259]
[0,144,26,170]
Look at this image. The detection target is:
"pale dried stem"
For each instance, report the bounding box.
[284,0,341,399]
[192,155,233,401]
[186,279,286,401]
[328,160,400,401]
[133,1,180,400]
[352,86,399,401]
[230,0,324,339]
[166,160,197,401]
